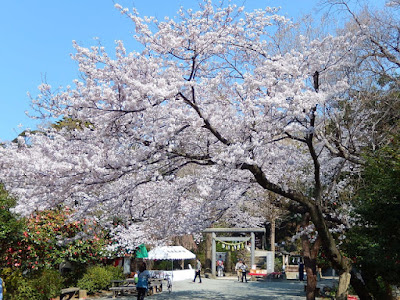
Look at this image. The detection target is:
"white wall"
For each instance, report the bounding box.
[149,269,195,282]
[171,269,195,282]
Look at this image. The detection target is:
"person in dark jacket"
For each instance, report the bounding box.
[240,261,248,282]
[136,262,150,300]
[299,261,304,281]
[193,259,202,283]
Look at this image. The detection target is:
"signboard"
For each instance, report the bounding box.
[266,251,274,273]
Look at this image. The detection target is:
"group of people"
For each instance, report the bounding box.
[139,257,249,299]
[194,257,249,283]
[216,255,250,282]
[235,259,248,282]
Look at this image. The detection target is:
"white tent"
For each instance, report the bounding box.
[147,246,196,260]
[146,246,196,281]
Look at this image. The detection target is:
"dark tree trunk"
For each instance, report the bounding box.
[301,213,322,300]
[306,204,352,300]
[241,163,353,300]
[350,268,373,300]
[363,271,395,300]
[205,232,212,271]
[270,217,276,253]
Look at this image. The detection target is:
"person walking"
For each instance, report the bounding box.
[235,259,243,281]
[136,262,150,300]
[193,259,202,283]
[299,261,304,281]
[240,261,248,283]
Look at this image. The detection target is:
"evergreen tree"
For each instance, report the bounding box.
[0,185,24,269]
[345,136,400,299]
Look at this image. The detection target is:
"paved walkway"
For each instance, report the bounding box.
[97,276,337,300]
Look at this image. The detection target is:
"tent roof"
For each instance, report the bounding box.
[146,246,196,260]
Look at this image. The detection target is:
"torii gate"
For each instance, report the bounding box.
[203,227,266,277]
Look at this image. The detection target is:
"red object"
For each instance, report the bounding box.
[348,296,358,300]
[114,258,122,267]
[248,273,267,276]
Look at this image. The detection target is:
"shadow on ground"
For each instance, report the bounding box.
[97,277,337,300]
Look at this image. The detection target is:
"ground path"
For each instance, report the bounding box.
[96,276,337,300]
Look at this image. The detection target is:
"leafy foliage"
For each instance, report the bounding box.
[31,269,63,299]
[344,136,400,297]
[1,268,62,300]
[3,207,110,271]
[104,265,125,281]
[0,185,24,269]
[77,265,123,294]
[14,282,41,300]
[52,117,93,131]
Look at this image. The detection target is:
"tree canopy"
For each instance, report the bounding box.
[0,1,398,299]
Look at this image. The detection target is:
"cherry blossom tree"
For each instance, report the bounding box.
[0,1,372,299]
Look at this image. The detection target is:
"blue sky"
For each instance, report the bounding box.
[0,0,384,142]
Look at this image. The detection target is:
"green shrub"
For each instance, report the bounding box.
[104,265,124,280]
[1,268,62,300]
[32,269,63,299]
[60,263,89,287]
[152,259,170,270]
[1,267,22,298]
[274,257,283,272]
[77,265,113,294]
[1,268,40,300]
[14,281,41,300]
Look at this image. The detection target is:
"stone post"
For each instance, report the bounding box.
[211,232,216,277]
